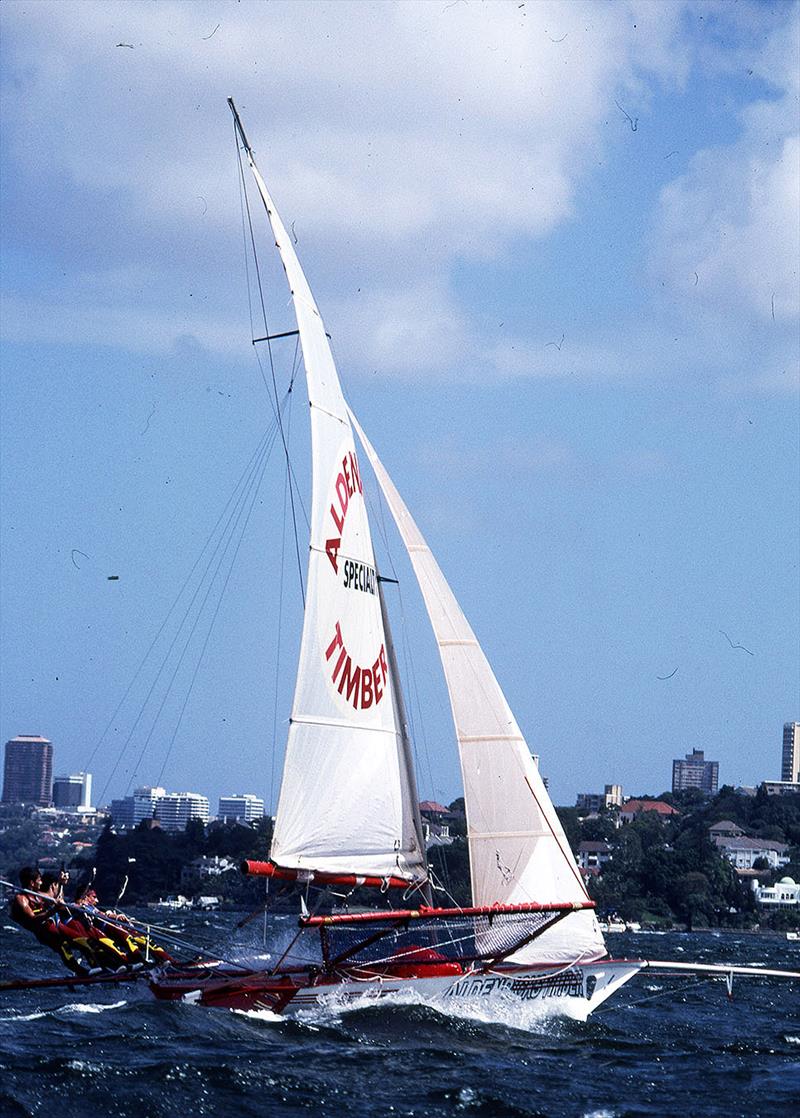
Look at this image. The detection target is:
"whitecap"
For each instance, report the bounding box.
[65,1059,104,1073]
[61,1000,127,1015]
[785,1035,800,1045]
[298,982,580,1033]
[230,1007,284,1024]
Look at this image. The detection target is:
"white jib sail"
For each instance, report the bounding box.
[350,412,606,963]
[242,152,426,882]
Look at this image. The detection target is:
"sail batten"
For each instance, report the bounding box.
[350,410,607,963]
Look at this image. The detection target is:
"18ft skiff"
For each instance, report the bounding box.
[147,102,797,1019]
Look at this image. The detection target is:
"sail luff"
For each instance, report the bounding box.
[234,112,426,884]
[349,409,606,963]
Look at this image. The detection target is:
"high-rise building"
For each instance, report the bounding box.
[156,792,209,831]
[108,786,209,831]
[2,735,53,805]
[53,772,93,811]
[781,722,800,783]
[672,749,719,795]
[109,786,166,829]
[218,793,265,823]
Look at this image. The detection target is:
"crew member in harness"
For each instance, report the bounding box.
[9,867,87,975]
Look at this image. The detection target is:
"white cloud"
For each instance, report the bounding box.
[650,9,800,323]
[1,0,796,396]
[1,0,686,252]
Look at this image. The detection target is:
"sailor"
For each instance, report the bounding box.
[38,873,132,971]
[8,867,44,931]
[9,867,87,975]
[75,884,171,965]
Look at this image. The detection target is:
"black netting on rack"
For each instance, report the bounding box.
[319,909,563,968]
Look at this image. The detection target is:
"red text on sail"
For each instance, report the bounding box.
[325,450,363,574]
[325,621,387,710]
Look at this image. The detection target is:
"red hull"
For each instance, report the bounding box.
[150,958,467,1012]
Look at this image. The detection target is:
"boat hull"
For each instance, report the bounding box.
[150,958,642,1020]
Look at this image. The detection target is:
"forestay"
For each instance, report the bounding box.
[350,413,606,964]
[239,141,426,883]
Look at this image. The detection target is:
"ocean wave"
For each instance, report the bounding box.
[294,982,581,1036]
[0,1009,49,1022]
[230,1006,284,1025]
[0,1000,126,1023]
[61,1000,127,1015]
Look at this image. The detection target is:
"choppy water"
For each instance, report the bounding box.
[1,915,798,1117]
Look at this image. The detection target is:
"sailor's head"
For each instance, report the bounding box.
[39,873,59,896]
[19,866,41,891]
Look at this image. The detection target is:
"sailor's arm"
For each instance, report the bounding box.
[13,893,53,928]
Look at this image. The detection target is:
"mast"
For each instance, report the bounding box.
[228,99,428,886]
[378,576,432,906]
[228,97,252,155]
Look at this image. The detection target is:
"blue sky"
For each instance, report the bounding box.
[1,0,798,813]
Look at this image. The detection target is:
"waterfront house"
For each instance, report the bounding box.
[752,877,800,908]
[713,835,790,872]
[619,799,679,824]
[577,840,612,876]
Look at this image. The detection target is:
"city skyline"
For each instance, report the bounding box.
[4,720,797,814]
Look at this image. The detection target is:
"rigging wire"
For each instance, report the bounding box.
[234,122,306,606]
[269,384,297,816]
[252,344,310,533]
[154,431,275,789]
[91,422,281,804]
[123,421,277,793]
[593,975,719,1014]
[118,447,267,795]
[92,129,312,811]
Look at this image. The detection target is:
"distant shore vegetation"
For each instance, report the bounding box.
[1,786,798,929]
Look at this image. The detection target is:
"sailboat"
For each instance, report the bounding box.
[148,103,798,1018]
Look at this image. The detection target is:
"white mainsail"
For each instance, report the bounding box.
[350,413,606,963]
[240,145,426,882]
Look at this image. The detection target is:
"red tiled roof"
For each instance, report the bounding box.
[621,799,679,816]
[419,801,450,814]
